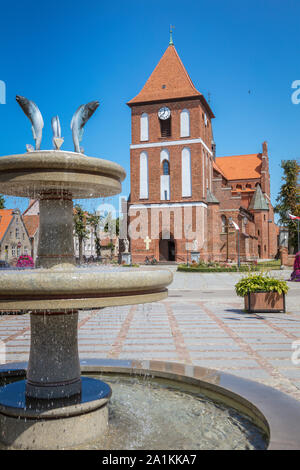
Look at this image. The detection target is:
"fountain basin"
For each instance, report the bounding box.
[1,359,300,450]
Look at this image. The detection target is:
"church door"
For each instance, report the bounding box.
[159,238,175,261]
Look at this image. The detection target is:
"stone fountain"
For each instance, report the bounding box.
[0,98,172,449]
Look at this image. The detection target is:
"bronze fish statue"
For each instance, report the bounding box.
[16,95,44,151]
[71,100,99,153]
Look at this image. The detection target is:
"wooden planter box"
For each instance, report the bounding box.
[244,291,286,313]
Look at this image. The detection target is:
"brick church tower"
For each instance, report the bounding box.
[127,36,216,263]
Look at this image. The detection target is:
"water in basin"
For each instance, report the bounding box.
[79,374,268,450]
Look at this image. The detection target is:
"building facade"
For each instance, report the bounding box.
[0,209,31,264]
[127,41,278,263]
[23,199,40,262]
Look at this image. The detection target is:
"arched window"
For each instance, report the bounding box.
[236,184,242,191]
[180,109,190,137]
[182,147,192,197]
[163,160,170,175]
[246,183,252,189]
[160,150,170,200]
[160,148,169,163]
[140,113,149,141]
[221,215,227,233]
[139,152,149,199]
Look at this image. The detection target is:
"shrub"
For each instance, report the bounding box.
[235,273,289,297]
[16,255,34,268]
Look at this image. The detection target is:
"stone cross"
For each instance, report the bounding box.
[144,236,152,250]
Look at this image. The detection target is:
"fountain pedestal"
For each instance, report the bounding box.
[26,311,81,399]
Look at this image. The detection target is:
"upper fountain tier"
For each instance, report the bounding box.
[0,150,126,198]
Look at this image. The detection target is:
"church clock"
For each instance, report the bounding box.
[158,107,171,120]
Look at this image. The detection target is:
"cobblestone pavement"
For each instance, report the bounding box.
[0,273,299,401]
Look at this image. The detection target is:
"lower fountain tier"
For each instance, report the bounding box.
[0,377,111,450]
[0,267,172,310]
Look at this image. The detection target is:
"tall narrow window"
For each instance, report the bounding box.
[202,149,205,198]
[160,150,170,200]
[182,147,192,197]
[139,152,148,199]
[140,113,149,141]
[221,215,227,233]
[180,109,190,137]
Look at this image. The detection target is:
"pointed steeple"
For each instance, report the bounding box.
[127,44,213,117]
[249,184,269,211]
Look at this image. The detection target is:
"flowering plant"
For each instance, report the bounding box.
[16,255,34,268]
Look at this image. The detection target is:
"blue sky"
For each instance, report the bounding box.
[0,0,299,215]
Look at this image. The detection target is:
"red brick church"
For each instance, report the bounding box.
[126,37,278,263]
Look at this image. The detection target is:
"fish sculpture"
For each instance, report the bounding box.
[16,95,44,151]
[70,100,99,154]
[51,115,64,150]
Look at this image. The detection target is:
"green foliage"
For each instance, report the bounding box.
[0,195,5,209]
[274,159,300,252]
[88,212,101,257]
[235,273,289,297]
[73,205,89,264]
[177,263,259,273]
[73,205,88,240]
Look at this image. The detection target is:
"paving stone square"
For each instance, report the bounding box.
[0,271,299,401]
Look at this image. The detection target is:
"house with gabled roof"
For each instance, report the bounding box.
[0,209,31,264]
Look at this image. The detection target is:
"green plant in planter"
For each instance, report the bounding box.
[235,273,289,297]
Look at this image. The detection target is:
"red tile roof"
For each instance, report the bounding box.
[0,209,13,242]
[22,215,39,238]
[215,154,262,180]
[127,45,213,116]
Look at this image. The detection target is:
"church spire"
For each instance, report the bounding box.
[169,25,174,46]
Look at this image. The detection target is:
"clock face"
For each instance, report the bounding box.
[158,107,171,120]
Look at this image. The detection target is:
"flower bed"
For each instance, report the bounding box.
[177,263,259,273]
[16,255,34,268]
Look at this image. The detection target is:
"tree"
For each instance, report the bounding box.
[73,205,89,264]
[88,212,102,258]
[0,195,5,209]
[274,160,300,253]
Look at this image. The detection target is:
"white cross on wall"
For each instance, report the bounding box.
[144,236,152,250]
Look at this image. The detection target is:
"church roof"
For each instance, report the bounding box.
[127,45,214,116]
[248,184,269,211]
[215,154,262,180]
